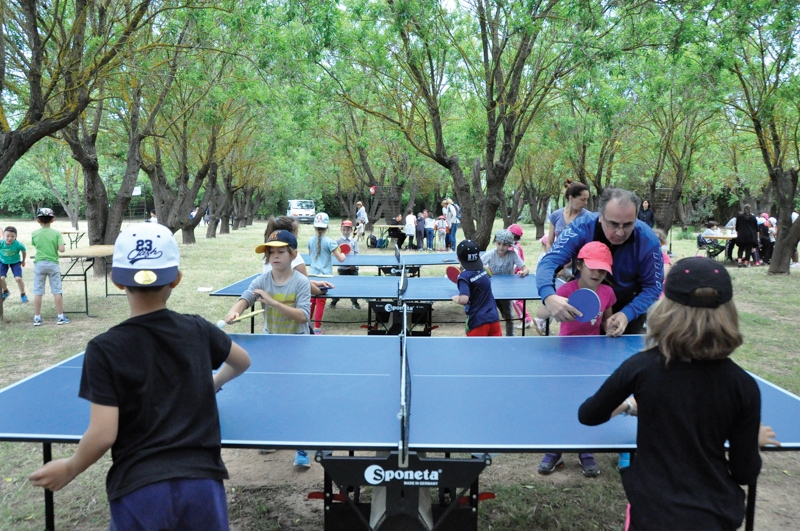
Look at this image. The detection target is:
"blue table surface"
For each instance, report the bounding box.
[1,335,798,452]
[211,273,545,301]
[301,252,461,267]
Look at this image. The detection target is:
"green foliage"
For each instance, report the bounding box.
[0,163,61,217]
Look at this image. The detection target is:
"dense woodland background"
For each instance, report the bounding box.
[2,0,800,270]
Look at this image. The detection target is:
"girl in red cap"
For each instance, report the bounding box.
[535,241,617,478]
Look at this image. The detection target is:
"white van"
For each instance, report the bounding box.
[286,199,315,224]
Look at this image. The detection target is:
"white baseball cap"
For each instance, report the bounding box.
[313,212,330,228]
[112,223,180,287]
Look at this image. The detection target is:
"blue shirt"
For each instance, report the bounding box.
[536,212,663,322]
[306,235,339,275]
[457,269,499,332]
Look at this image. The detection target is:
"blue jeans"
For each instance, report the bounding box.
[425,228,434,249]
[448,222,459,249]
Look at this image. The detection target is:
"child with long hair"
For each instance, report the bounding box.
[578,257,779,530]
[307,213,346,334]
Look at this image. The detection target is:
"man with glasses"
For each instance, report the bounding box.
[535,188,663,336]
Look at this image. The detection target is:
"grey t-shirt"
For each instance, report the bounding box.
[480,248,525,276]
[240,270,311,334]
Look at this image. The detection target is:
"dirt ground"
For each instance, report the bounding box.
[221,445,800,530]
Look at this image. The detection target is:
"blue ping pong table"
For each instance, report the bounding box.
[300,252,462,269]
[2,334,799,530]
[211,273,547,335]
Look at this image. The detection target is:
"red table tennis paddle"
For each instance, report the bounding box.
[567,288,601,323]
[338,243,351,255]
[446,265,461,283]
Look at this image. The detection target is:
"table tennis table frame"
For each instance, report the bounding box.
[7,330,797,531]
[59,257,110,317]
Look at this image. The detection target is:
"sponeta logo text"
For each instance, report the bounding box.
[364,465,441,486]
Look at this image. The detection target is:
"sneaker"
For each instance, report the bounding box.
[617,452,631,470]
[33,316,43,326]
[537,453,563,475]
[791,262,800,269]
[313,328,322,335]
[56,315,71,325]
[579,453,600,477]
[294,450,311,467]
[515,320,533,329]
[1,290,8,300]
[21,294,29,303]
[352,302,361,310]
[532,318,547,336]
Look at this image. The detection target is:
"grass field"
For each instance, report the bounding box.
[1,217,798,530]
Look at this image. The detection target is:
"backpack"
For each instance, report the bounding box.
[368,234,377,248]
[455,204,461,219]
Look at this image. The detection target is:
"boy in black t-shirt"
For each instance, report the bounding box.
[452,239,501,336]
[29,223,251,531]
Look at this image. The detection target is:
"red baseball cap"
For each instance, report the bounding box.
[341,220,353,227]
[508,224,523,236]
[578,241,613,273]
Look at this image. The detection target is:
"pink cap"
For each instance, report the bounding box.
[508,223,523,236]
[577,241,613,274]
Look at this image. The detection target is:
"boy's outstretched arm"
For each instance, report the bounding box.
[213,342,251,392]
[29,403,118,491]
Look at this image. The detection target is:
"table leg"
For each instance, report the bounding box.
[43,443,55,531]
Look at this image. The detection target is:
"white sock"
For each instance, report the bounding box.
[58,314,65,319]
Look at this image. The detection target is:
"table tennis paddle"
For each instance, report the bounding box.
[216,309,265,328]
[567,288,601,323]
[338,243,351,255]
[445,265,461,283]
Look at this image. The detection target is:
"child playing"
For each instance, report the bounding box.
[478,229,530,337]
[435,215,448,251]
[29,223,251,530]
[535,241,617,478]
[306,212,346,334]
[508,224,532,330]
[225,229,313,467]
[1,226,28,303]
[31,208,68,325]
[330,220,361,310]
[262,216,333,298]
[451,239,501,336]
[578,257,779,530]
[226,229,312,336]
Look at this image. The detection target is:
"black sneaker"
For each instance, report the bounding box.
[352,302,361,310]
[579,453,600,477]
[537,453,563,475]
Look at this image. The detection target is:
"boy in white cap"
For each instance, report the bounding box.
[479,229,530,336]
[31,207,68,325]
[29,223,251,531]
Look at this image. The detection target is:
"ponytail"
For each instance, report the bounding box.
[314,227,326,260]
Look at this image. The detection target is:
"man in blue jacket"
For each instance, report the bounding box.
[536,188,664,336]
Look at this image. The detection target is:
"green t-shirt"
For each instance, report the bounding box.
[0,239,26,265]
[32,227,64,263]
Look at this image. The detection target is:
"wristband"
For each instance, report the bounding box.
[622,397,634,416]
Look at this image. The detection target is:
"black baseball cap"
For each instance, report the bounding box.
[456,240,483,271]
[664,257,733,308]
